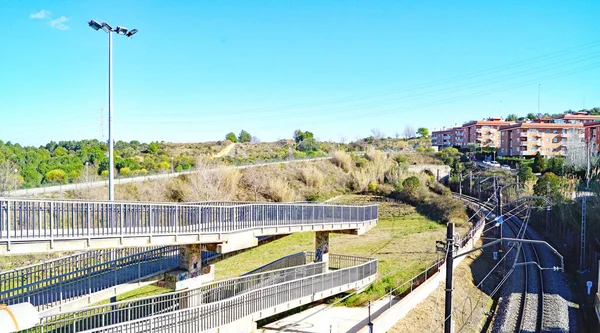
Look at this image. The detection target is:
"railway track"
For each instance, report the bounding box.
[456,194,546,332]
[504,209,544,333]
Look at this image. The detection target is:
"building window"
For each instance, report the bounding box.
[553,129,558,134]
[546,129,550,133]
[516,129,520,134]
[501,148,504,152]
[553,138,558,143]
[546,138,550,143]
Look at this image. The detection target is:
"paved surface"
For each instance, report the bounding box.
[261,299,390,333]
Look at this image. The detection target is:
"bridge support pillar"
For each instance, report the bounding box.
[315,231,330,271]
[165,244,214,290]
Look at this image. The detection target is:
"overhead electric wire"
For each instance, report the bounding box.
[133,39,600,119]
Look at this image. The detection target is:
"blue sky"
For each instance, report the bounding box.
[1,1,600,146]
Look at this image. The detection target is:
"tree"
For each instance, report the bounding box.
[517,164,536,182]
[506,114,519,121]
[0,160,22,195]
[225,132,238,143]
[403,125,415,139]
[370,128,384,140]
[238,130,252,143]
[297,138,319,152]
[417,127,429,137]
[533,172,564,201]
[147,141,159,154]
[243,167,268,201]
[293,130,314,144]
[531,152,546,173]
[526,113,537,120]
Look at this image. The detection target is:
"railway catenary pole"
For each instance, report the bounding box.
[444,222,456,333]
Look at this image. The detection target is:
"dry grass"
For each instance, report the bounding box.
[297,166,325,188]
[331,150,353,172]
[265,177,298,202]
[389,238,495,333]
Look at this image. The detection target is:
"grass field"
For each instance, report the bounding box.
[214,194,470,306]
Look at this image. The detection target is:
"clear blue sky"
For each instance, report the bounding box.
[1,1,600,146]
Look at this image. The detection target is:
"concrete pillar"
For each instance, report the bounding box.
[315,231,330,271]
[165,244,214,290]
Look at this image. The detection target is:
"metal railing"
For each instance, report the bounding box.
[0,198,378,245]
[25,253,375,332]
[242,252,308,276]
[0,246,179,312]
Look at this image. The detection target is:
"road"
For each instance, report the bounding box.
[5,157,331,197]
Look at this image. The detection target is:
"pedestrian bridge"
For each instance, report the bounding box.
[0,198,378,254]
[19,252,377,333]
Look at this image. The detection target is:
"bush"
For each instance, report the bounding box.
[266,178,296,202]
[331,151,352,172]
[297,138,319,152]
[402,176,420,193]
[45,169,67,183]
[418,196,467,224]
[367,182,378,193]
[100,170,109,177]
[120,167,131,176]
[225,132,238,143]
[394,154,407,164]
[298,167,324,188]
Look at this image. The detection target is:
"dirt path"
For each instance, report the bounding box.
[213,142,236,158]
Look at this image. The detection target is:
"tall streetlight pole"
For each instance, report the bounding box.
[88,20,138,201]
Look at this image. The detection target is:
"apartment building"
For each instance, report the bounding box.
[499,123,583,157]
[553,112,600,125]
[584,121,600,148]
[431,128,453,148]
[451,126,467,148]
[462,118,514,149]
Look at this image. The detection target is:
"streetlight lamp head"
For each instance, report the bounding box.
[115,26,129,35]
[125,29,138,37]
[88,19,102,31]
[101,22,114,33]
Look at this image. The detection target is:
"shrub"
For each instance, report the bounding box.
[331,151,352,172]
[120,167,131,176]
[158,161,170,171]
[100,170,109,177]
[139,168,148,175]
[225,132,238,143]
[45,169,67,183]
[394,154,407,164]
[297,138,319,152]
[298,167,324,188]
[266,178,296,202]
[418,196,467,224]
[367,182,378,193]
[402,176,420,193]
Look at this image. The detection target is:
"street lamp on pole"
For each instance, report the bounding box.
[88,19,138,201]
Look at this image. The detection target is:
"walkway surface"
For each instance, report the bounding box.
[261,299,390,333]
[0,198,378,254]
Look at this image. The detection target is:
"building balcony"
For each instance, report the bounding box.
[535,141,542,146]
[521,141,528,146]
[520,132,528,137]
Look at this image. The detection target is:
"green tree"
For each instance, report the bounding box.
[238,130,252,143]
[297,138,319,152]
[547,156,565,175]
[517,164,536,182]
[526,113,537,120]
[533,172,563,201]
[225,132,238,143]
[417,127,429,137]
[531,152,546,173]
[147,141,159,154]
[506,114,519,121]
[293,130,314,144]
